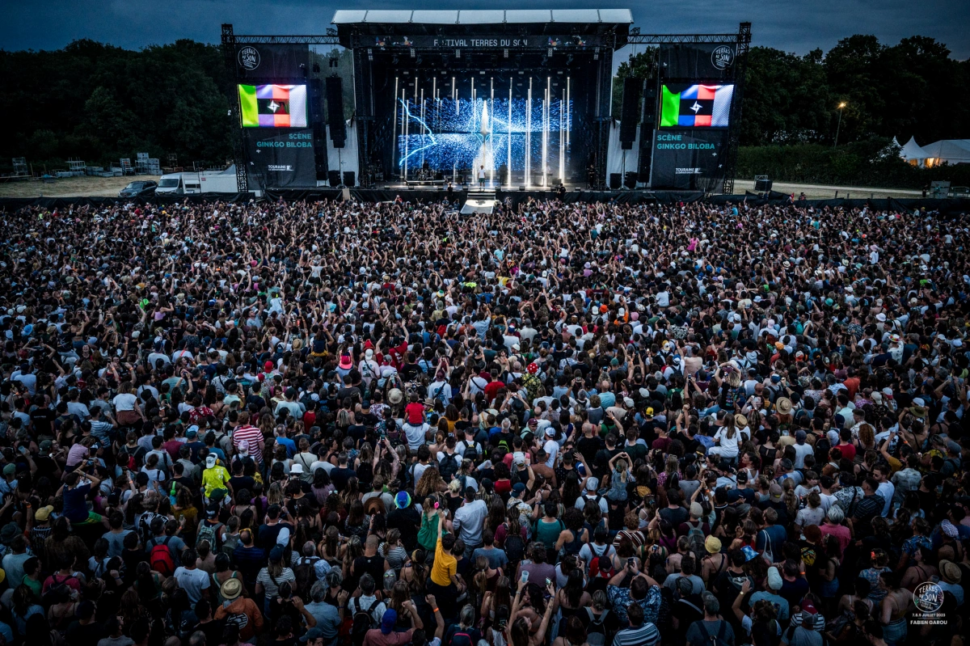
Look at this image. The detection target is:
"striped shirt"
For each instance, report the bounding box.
[232,425,263,463]
[612,623,660,646]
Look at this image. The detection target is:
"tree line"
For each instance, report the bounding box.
[2,35,969,181]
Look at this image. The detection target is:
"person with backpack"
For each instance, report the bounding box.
[348,573,388,646]
[145,516,185,576]
[685,592,736,646]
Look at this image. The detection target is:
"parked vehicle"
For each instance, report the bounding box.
[118,180,157,198]
[155,168,237,195]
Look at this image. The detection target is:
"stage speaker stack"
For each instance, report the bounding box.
[328,171,341,187]
[755,176,773,192]
[343,171,355,187]
[499,164,509,186]
[609,173,622,190]
[619,77,641,150]
[326,77,346,148]
[309,79,328,182]
[624,171,637,189]
[639,80,658,182]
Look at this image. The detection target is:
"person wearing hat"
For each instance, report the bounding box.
[201,453,232,501]
[748,566,790,622]
[214,576,265,642]
[387,491,422,553]
[937,560,964,606]
[360,597,429,646]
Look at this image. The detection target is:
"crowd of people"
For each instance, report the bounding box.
[0,195,967,646]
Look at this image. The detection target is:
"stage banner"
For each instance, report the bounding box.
[367,34,605,49]
[657,43,737,80]
[650,129,727,190]
[236,44,309,79]
[245,128,317,189]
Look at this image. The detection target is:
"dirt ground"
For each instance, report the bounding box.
[0,174,925,200]
[0,175,161,198]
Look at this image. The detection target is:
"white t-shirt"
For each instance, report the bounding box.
[112,393,138,412]
[173,566,211,604]
[543,438,559,468]
[712,427,741,457]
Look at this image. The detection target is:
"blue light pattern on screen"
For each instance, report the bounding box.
[397,97,571,173]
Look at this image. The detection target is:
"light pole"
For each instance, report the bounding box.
[834,102,847,147]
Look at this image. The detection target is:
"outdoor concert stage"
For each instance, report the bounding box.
[222,11,750,195]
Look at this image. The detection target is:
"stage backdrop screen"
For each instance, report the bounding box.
[238,84,308,128]
[397,97,571,175]
[660,84,733,128]
[650,129,727,190]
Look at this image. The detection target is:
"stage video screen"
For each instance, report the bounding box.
[397,97,571,174]
[238,84,308,128]
[660,84,734,128]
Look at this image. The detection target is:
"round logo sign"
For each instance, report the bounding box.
[913,581,945,614]
[711,45,735,70]
[237,46,261,71]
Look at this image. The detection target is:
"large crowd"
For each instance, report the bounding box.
[0,195,967,646]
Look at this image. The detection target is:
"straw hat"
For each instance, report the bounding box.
[776,397,793,415]
[734,414,749,428]
[221,578,243,600]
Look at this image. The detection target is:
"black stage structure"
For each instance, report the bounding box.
[221,13,751,194]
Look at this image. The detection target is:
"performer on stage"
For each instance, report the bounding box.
[478,165,486,189]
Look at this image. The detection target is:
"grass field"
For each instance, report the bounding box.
[0,175,161,198]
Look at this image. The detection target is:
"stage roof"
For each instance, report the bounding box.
[332,9,633,46]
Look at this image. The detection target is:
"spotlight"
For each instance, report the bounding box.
[367,48,373,61]
[456,49,461,59]
[410,48,416,58]
[548,48,553,57]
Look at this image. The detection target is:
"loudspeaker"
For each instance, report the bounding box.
[641,82,658,127]
[619,77,641,150]
[326,77,346,148]
[624,171,637,189]
[342,171,355,187]
[328,171,340,187]
[609,173,622,190]
[499,164,508,185]
[755,178,773,192]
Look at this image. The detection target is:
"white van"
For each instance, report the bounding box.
[155,173,201,195]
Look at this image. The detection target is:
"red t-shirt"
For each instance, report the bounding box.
[484,380,505,403]
[837,442,856,462]
[405,402,425,426]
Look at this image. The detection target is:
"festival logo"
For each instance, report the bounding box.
[711,45,735,70]
[913,581,945,614]
[238,46,261,71]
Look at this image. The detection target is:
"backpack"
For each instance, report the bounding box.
[196,521,222,551]
[149,536,175,576]
[446,626,474,646]
[461,440,479,463]
[698,619,732,646]
[293,556,317,596]
[350,598,381,646]
[686,521,708,563]
[139,512,158,543]
[439,452,460,482]
[585,608,611,646]
[504,529,525,563]
[222,533,241,556]
[583,494,604,514]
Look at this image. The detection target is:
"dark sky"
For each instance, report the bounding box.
[4,0,969,60]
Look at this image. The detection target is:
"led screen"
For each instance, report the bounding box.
[238,84,308,128]
[660,84,733,128]
[397,97,571,173]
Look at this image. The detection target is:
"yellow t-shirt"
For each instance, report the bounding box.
[430,537,457,586]
[202,465,230,497]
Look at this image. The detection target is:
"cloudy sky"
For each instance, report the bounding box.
[3,0,969,59]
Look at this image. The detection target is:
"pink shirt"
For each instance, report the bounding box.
[820,522,852,555]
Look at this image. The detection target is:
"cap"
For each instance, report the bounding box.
[2,464,15,476]
[206,455,217,469]
[801,610,815,628]
[512,482,526,495]
[269,545,284,562]
[767,566,783,590]
[795,430,807,442]
[769,483,783,502]
[264,360,274,371]
[34,505,54,522]
[513,451,527,466]
[544,427,556,437]
[380,609,398,634]
[585,477,600,492]
[644,407,655,417]
[395,491,411,509]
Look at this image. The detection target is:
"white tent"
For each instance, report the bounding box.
[918,139,970,167]
[897,136,928,166]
